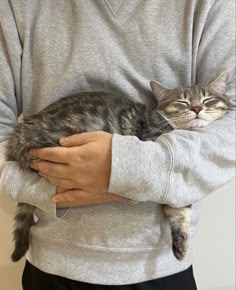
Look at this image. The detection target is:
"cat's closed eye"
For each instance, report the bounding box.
[202,97,215,104]
[175,101,189,106]
[202,97,228,109]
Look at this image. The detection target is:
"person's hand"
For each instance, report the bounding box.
[54,187,129,208]
[29,131,112,194]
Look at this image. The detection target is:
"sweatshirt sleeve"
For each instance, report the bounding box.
[108,0,236,208]
[0,2,64,218]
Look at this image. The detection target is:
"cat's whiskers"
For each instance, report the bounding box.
[148,119,176,136]
[150,121,171,133]
[164,115,191,125]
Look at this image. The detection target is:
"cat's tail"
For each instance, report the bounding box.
[11,203,36,262]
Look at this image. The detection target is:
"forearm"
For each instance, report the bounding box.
[1,140,60,217]
[109,110,235,207]
[0,140,7,175]
[0,158,58,211]
[162,110,235,206]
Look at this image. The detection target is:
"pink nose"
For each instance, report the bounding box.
[191,106,202,114]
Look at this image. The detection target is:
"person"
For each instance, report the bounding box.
[0,0,235,289]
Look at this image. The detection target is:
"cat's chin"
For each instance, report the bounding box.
[185,118,209,128]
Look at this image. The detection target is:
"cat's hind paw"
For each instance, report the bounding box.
[172,230,189,260]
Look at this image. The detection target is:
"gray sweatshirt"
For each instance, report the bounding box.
[0,0,235,285]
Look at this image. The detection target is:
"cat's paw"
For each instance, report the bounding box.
[172,230,189,260]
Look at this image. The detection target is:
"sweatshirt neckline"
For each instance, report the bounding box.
[104,0,128,18]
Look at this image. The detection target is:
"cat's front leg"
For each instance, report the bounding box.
[163,205,192,260]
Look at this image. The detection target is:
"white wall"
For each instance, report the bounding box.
[0,180,235,290]
[192,180,235,290]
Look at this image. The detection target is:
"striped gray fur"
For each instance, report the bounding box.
[7,72,230,262]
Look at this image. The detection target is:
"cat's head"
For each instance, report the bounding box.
[150,72,230,129]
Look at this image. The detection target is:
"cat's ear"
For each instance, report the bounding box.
[150,81,172,101]
[207,71,229,96]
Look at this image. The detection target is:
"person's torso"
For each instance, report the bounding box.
[7,0,213,283]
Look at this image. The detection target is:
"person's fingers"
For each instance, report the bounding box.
[30,160,71,178]
[40,173,76,189]
[52,190,129,206]
[29,147,70,163]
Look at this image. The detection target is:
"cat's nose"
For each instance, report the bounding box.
[191,106,202,114]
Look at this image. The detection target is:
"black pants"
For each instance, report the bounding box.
[22,261,197,290]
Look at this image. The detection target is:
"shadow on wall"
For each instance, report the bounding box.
[0,194,25,290]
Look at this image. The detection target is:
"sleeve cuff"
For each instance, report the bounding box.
[0,161,70,219]
[108,134,173,203]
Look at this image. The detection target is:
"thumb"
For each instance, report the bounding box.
[52,189,84,203]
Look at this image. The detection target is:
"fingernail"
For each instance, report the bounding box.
[52,197,59,202]
[60,137,69,145]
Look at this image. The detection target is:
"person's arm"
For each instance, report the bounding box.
[0,4,59,217]
[11,0,234,209]
[108,0,235,207]
[0,4,126,212]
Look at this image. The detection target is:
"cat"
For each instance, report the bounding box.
[7,71,230,262]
